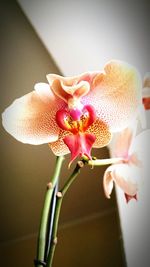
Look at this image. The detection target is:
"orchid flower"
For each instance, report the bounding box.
[103,123,149,203]
[142,72,150,110]
[104,71,150,203]
[134,72,150,130]
[2,60,142,164]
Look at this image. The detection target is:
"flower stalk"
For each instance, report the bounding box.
[46,160,85,267]
[35,155,125,267]
[45,182,58,259]
[35,156,64,267]
[87,157,123,166]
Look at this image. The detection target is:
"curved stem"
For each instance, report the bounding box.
[46,160,84,267]
[87,157,123,166]
[44,156,122,267]
[35,156,64,267]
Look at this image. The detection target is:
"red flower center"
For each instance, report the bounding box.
[55,105,97,165]
[56,105,96,134]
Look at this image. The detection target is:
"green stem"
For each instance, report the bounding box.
[35,156,64,267]
[45,183,58,259]
[87,157,123,166]
[46,160,84,267]
[44,156,122,266]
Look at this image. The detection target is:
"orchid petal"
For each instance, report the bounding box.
[34,83,55,103]
[87,119,112,148]
[2,85,65,144]
[83,60,142,131]
[112,164,139,196]
[113,128,133,158]
[103,165,114,198]
[113,121,137,158]
[46,72,97,104]
[47,79,70,103]
[60,80,90,96]
[108,120,148,161]
[46,72,96,88]
[49,130,70,156]
[130,129,150,170]
[137,104,147,129]
[103,163,139,198]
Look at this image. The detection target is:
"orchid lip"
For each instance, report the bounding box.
[124,193,137,203]
[64,133,96,166]
[55,104,97,163]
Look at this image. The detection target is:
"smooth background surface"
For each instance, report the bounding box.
[18,0,149,77]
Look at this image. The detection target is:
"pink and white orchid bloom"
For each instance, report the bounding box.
[136,72,150,130]
[104,124,149,203]
[142,72,150,110]
[2,60,142,164]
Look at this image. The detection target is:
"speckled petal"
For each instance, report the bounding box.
[83,60,142,131]
[87,119,112,148]
[49,130,70,156]
[2,84,65,144]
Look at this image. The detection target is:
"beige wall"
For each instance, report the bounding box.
[0,2,126,267]
[0,1,61,242]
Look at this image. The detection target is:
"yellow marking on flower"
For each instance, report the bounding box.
[64,114,90,133]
